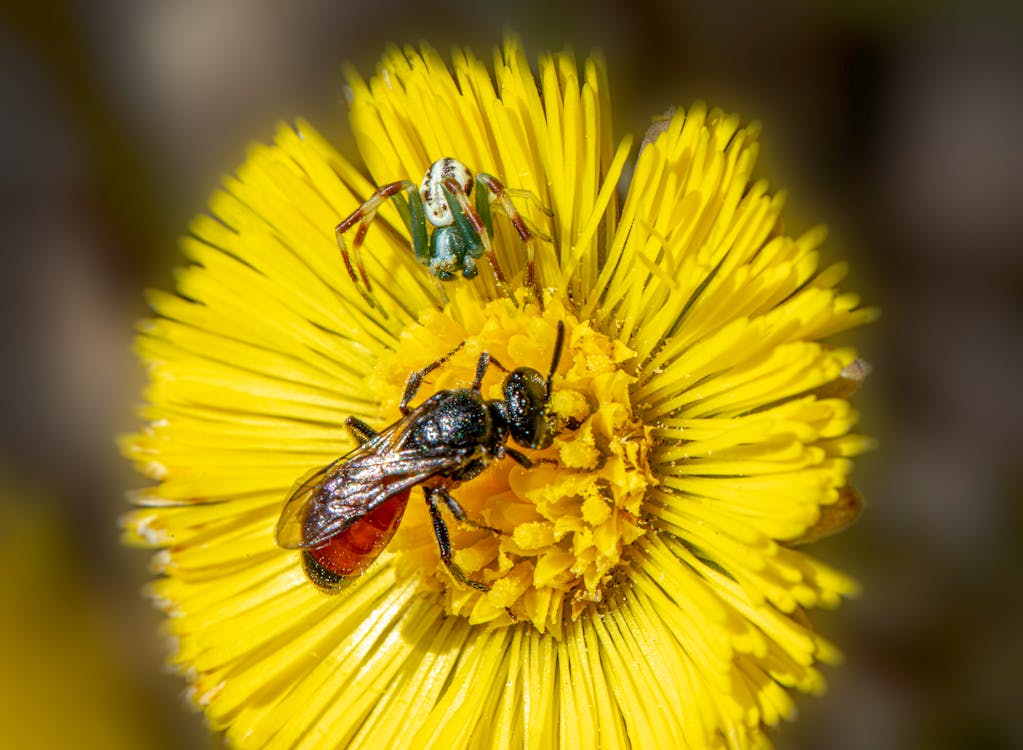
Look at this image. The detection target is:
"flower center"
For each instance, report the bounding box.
[371,293,656,634]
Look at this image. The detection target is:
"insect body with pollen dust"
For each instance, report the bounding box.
[335,158,550,310]
[275,322,566,591]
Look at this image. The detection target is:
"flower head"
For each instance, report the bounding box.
[124,38,877,748]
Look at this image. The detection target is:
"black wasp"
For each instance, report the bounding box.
[275,322,565,591]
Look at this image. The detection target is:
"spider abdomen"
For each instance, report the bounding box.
[421,158,474,227]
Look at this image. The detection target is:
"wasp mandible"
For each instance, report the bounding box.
[275,322,566,591]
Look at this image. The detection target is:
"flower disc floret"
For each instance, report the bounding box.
[377,294,655,634]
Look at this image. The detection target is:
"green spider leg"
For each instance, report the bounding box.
[440,177,518,305]
[492,185,554,243]
[390,188,453,305]
[475,174,549,309]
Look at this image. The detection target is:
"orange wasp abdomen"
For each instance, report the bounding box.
[302,490,411,590]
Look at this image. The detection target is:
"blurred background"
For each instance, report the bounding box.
[1,1,1021,748]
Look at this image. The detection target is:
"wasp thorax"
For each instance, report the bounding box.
[421,158,474,227]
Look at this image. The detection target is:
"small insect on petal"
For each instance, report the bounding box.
[276,323,569,593]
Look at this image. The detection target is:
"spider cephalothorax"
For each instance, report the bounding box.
[335,158,549,311]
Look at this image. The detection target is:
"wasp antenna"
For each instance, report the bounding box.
[547,321,565,397]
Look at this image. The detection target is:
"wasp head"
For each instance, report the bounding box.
[503,368,554,449]
[503,321,566,450]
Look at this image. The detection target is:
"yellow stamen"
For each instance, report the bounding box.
[375,292,656,633]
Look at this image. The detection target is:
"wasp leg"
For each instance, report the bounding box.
[426,488,489,592]
[399,340,467,414]
[335,180,417,312]
[441,177,517,306]
[469,350,509,391]
[504,446,534,468]
[344,416,378,446]
[477,174,544,310]
[433,486,501,534]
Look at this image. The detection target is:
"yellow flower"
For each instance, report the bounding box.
[123,38,877,748]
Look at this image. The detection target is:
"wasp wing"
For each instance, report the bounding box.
[291,451,464,550]
[274,403,482,550]
[274,458,344,549]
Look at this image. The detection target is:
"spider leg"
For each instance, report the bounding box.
[502,186,553,216]
[400,340,467,414]
[508,213,553,243]
[425,487,489,591]
[474,184,551,242]
[477,174,544,309]
[335,180,416,310]
[440,177,517,306]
